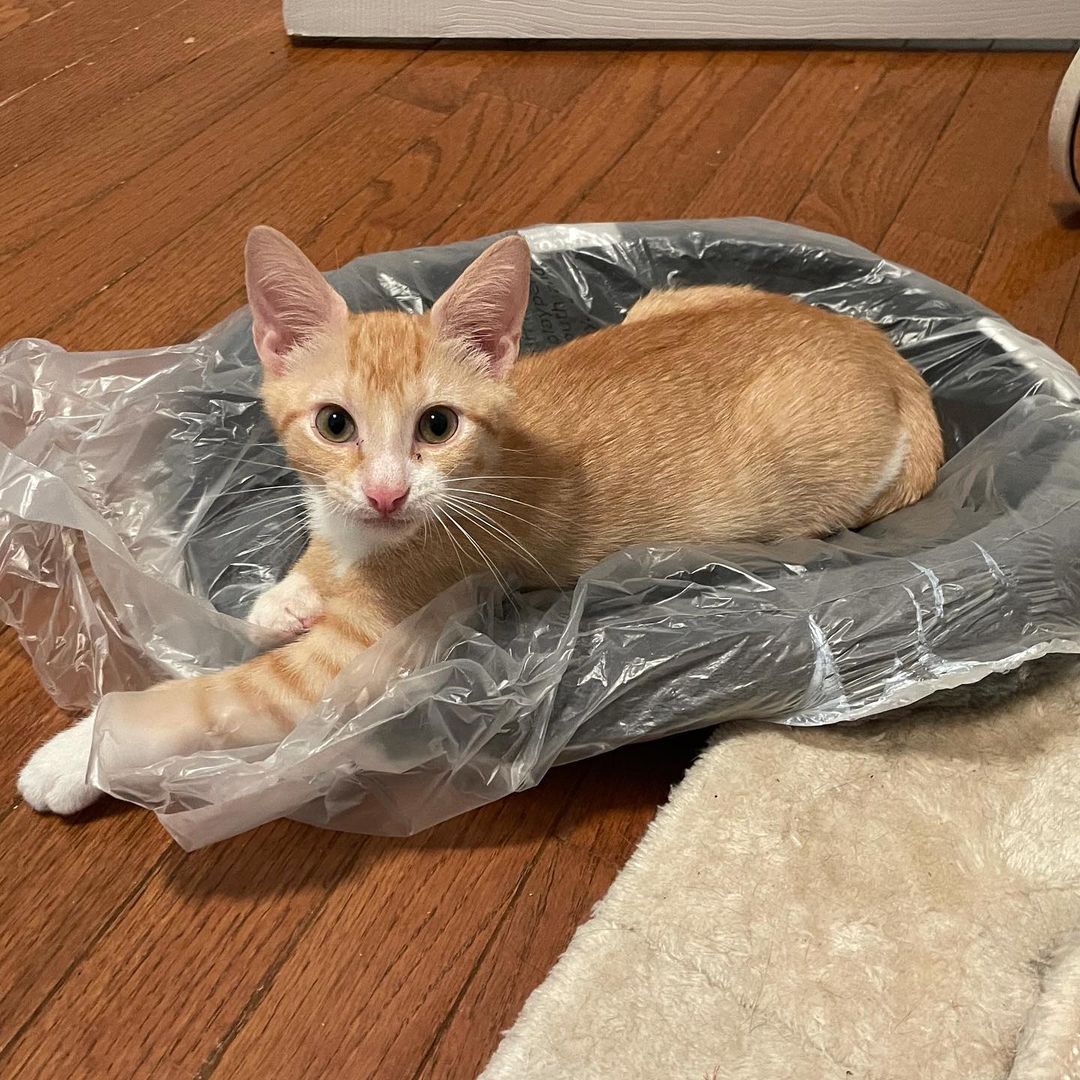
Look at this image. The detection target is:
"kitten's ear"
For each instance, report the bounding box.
[431,235,531,378]
[244,225,348,374]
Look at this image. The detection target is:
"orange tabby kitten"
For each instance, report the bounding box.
[18,227,943,814]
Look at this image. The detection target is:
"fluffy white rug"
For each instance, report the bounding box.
[482,660,1080,1080]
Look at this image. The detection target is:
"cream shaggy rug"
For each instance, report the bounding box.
[482,659,1080,1080]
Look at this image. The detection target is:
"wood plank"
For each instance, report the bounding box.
[416,838,616,1080]
[877,53,1071,292]
[551,736,702,870]
[0,0,291,251]
[380,43,609,116]
[791,50,980,248]
[572,50,804,224]
[0,637,173,1058]
[190,87,556,336]
[684,51,890,221]
[0,0,59,42]
[427,49,715,242]
[965,101,1080,344]
[379,44,607,117]
[42,91,443,347]
[0,630,66,801]
[195,52,828,335]
[52,49,711,345]
[415,736,708,1074]
[888,52,1069,248]
[0,810,171,1056]
[380,45,499,114]
[192,71,595,334]
[0,46,423,342]
[298,92,554,269]
[204,773,582,1079]
[874,224,982,290]
[0,819,356,1077]
[470,44,614,113]
[0,0,178,98]
[1057,272,1080,368]
[190,50,714,336]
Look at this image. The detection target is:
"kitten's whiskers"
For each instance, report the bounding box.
[449,493,559,542]
[430,505,469,582]
[438,505,514,597]
[199,453,325,484]
[198,487,306,504]
[442,486,571,523]
[443,495,559,588]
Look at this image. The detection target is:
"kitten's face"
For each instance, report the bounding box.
[261,312,512,553]
[245,227,531,559]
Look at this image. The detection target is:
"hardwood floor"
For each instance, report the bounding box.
[0,5,1077,1076]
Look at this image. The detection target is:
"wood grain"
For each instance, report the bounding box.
[0,822,349,1077]
[43,91,443,346]
[0,813,171,1055]
[191,49,711,337]
[0,47,425,343]
[685,51,889,221]
[416,741,704,1079]
[431,49,714,241]
[888,53,1068,249]
[791,50,981,248]
[0,0,60,43]
[966,99,1080,345]
[0,0,177,97]
[416,839,616,1079]
[382,43,609,115]
[208,773,582,1079]
[193,88,555,335]
[0,0,268,181]
[551,735,705,870]
[1057,268,1080,366]
[470,44,613,113]
[875,225,983,291]
[0,0,292,251]
[298,92,554,273]
[1,11,1077,1077]
[877,52,1072,291]
[0,633,67,800]
[573,49,805,223]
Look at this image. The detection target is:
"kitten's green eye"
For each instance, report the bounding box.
[417,406,459,444]
[314,404,356,443]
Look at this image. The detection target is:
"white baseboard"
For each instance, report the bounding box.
[284,0,1079,41]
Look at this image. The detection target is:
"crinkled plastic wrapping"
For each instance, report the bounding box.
[4,219,1080,850]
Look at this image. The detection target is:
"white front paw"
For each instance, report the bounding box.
[18,712,100,815]
[248,572,324,639]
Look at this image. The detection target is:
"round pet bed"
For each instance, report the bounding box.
[2,219,1080,849]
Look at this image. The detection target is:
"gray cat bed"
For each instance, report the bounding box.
[3,219,1080,849]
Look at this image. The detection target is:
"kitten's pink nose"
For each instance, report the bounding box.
[365,485,410,518]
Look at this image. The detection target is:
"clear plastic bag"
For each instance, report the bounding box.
[3,219,1080,849]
